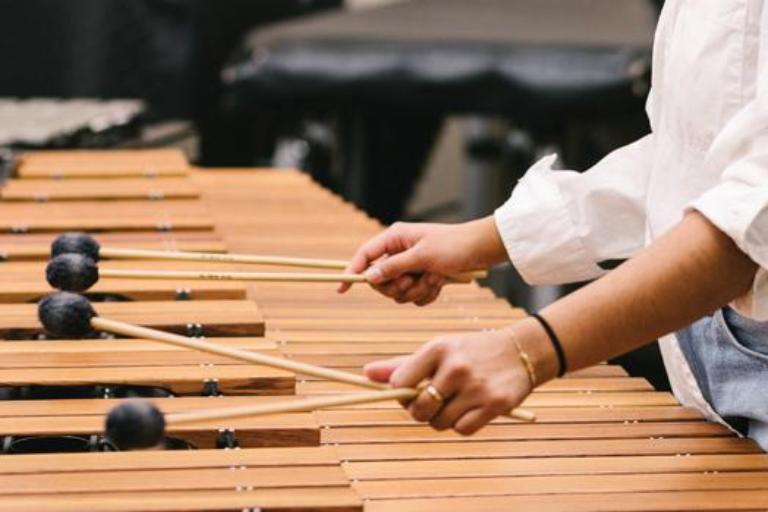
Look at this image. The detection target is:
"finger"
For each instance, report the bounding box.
[367,247,425,284]
[378,275,415,295]
[407,383,451,422]
[364,356,408,383]
[399,275,436,304]
[374,275,415,299]
[351,233,397,273]
[430,394,478,430]
[338,250,373,294]
[413,275,445,306]
[408,353,470,423]
[414,285,442,307]
[340,228,408,291]
[452,407,499,436]
[389,340,446,389]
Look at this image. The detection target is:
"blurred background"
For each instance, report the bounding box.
[0,0,666,386]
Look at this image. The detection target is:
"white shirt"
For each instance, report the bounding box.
[495,0,768,425]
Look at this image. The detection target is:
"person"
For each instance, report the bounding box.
[338,0,768,451]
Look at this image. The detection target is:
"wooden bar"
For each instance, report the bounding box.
[0,200,213,233]
[0,488,363,512]
[0,300,265,338]
[0,231,226,261]
[0,178,199,201]
[0,276,248,302]
[0,364,293,395]
[17,149,190,179]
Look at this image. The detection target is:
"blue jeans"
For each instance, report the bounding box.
[677,307,768,451]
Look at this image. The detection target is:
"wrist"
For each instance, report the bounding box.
[505,318,561,384]
[462,216,508,269]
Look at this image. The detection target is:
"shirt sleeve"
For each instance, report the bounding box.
[688,5,768,320]
[494,134,653,285]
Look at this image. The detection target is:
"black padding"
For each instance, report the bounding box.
[51,233,101,261]
[105,401,166,451]
[46,254,100,293]
[37,292,96,338]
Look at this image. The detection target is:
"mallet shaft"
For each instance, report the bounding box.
[166,388,417,425]
[99,248,486,282]
[101,247,349,270]
[90,317,384,389]
[166,388,536,425]
[99,268,485,284]
[100,268,367,283]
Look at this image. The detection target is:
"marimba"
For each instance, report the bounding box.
[0,149,766,512]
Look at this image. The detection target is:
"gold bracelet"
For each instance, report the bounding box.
[511,334,537,389]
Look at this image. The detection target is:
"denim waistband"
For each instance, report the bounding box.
[677,307,768,450]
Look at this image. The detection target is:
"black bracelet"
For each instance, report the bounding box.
[530,313,567,378]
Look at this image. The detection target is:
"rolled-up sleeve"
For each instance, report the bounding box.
[495,134,653,285]
[689,95,768,318]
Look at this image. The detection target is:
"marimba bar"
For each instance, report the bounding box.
[0,177,200,202]
[16,149,190,179]
[0,231,227,261]
[0,200,214,233]
[0,300,265,338]
[0,260,250,302]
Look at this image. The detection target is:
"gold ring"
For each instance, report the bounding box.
[424,384,445,404]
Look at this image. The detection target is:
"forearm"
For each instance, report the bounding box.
[535,211,757,380]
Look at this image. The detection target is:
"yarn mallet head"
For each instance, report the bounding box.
[46,253,100,292]
[51,232,101,261]
[37,291,97,338]
[105,401,166,450]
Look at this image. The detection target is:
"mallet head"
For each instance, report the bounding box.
[105,401,166,450]
[46,253,100,292]
[51,232,101,261]
[37,291,96,338]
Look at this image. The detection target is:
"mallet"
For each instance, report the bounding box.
[106,390,417,450]
[52,233,488,279]
[46,253,484,293]
[38,291,387,389]
[38,292,535,425]
[52,232,350,270]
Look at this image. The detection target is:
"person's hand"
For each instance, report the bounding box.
[338,216,507,305]
[364,321,555,435]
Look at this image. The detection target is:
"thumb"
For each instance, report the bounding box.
[364,356,408,383]
[366,248,424,284]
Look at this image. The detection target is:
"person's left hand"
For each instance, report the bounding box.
[364,327,542,435]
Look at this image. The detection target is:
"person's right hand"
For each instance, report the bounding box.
[338,216,508,305]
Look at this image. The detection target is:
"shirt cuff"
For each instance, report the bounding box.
[689,179,768,269]
[494,155,605,285]
[689,176,768,320]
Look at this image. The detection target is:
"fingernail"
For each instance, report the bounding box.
[366,266,384,284]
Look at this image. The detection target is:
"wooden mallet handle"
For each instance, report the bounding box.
[167,388,536,425]
[99,247,486,282]
[98,268,484,284]
[101,247,350,270]
[166,388,417,425]
[91,316,384,389]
